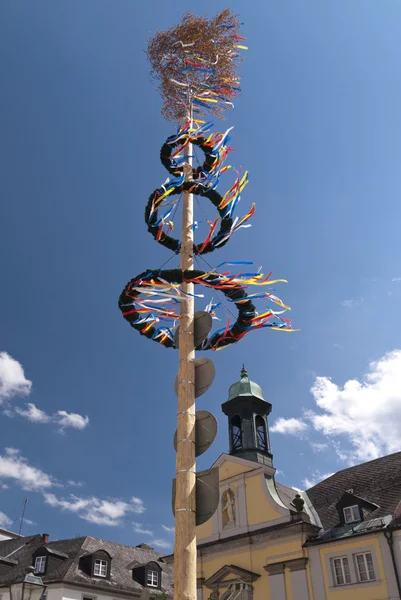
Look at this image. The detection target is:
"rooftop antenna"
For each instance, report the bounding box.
[18,497,28,535]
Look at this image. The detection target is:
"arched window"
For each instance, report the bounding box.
[255,415,268,452]
[231,415,242,450]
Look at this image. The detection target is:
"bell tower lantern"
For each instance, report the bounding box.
[221,366,273,467]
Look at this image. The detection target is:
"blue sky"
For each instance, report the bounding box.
[2,0,401,549]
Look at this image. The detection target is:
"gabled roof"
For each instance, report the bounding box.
[335,491,379,510]
[0,535,173,597]
[307,451,401,530]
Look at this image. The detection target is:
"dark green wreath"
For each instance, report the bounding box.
[160,136,216,177]
[145,182,233,255]
[118,269,257,351]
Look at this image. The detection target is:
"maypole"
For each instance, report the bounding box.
[175,129,197,599]
[119,10,296,600]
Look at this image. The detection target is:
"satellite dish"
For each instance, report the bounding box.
[174,410,218,457]
[174,358,215,399]
[174,311,213,349]
[172,467,219,526]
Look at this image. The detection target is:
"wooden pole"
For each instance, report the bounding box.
[174,118,197,600]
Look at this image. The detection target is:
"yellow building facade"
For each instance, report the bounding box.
[166,368,401,600]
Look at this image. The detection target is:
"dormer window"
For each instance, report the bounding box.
[343,505,360,523]
[132,561,162,590]
[34,556,47,574]
[93,559,108,577]
[146,569,159,587]
[78,549,111,579]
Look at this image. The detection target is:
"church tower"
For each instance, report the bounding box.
[221,365,273,467]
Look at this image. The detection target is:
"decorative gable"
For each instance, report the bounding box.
[204,564,259,594]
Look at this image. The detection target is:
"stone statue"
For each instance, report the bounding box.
[291,493,305,513]
[222,489,236,527]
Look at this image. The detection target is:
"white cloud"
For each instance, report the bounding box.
[341,298,363,308]
[67,480,85,487]
[151,539,172,550]
[56,411,89,431]
[0,353,32,402]
[0,354,89,433]
[23,519,36,526]
[308,350,401,462]
[161,525,175,533]
[270,417,308,436]
[11,404,89,432]
[133,522,153,536]
[310,442,328,453]
[15,403,51,423]
[0,448,53,490]
[0,510,12,529]
[131,497,146,514]
[43,493,146,527]
[0,446,144,528]
[302,471,335,490]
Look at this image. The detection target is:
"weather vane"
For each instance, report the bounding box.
[118,9,294,600]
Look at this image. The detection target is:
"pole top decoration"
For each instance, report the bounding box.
[146,9,247,122]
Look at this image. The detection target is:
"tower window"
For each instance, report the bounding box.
[255,415,268,452]
[231,415,242,450]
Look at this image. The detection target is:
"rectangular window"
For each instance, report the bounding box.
[83,596,96,600]
[333,556,351,585]
[34,556,47,574]
[356,552,376,582]
[343,505,360,523]
[93,559,108,577]
[147,569,159,587]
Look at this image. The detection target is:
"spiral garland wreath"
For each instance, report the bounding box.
[146,183,232,255]
[118,268,293,351]
[145,122,254,255]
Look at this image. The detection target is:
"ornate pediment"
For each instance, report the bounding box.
[204,564,260,589]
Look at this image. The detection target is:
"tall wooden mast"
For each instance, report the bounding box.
[174,125,197,600]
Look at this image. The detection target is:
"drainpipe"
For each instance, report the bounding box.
[384,529,401,599]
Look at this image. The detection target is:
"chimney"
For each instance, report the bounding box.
[42,533,49,544]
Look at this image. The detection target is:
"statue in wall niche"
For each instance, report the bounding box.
[222,488,236,528]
